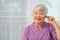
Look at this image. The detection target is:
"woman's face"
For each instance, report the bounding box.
[33,7,46,24]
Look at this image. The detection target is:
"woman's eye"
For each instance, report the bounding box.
[35,13,37,14]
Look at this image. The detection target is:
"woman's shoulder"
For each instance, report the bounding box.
[25,23,34,30]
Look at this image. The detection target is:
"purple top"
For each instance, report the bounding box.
[22,22,57,40]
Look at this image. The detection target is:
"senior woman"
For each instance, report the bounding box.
[22,4,60,40]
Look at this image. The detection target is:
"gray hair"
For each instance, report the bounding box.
[33,4,48,15]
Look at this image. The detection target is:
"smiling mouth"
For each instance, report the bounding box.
[36,18,41,20]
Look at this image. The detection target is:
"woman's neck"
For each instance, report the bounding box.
[35,22,44,31]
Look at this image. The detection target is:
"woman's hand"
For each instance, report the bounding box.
[46,16,56,26]
[47,16,60,40]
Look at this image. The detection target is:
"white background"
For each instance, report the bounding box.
[0,0,60,40]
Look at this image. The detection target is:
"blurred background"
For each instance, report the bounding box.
[0,0,60,40]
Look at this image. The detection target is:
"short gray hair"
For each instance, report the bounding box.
[33,4,48,15]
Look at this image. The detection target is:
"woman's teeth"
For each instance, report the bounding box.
[37,18,41,20]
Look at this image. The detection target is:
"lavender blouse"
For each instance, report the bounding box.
[22,22,57,40]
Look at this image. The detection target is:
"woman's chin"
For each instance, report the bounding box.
[35,21,42,24]
[34,20,43,24]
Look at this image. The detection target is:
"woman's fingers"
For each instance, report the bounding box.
[45,16,56,25]
[48,16,55,21]
[46,16,55,21]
